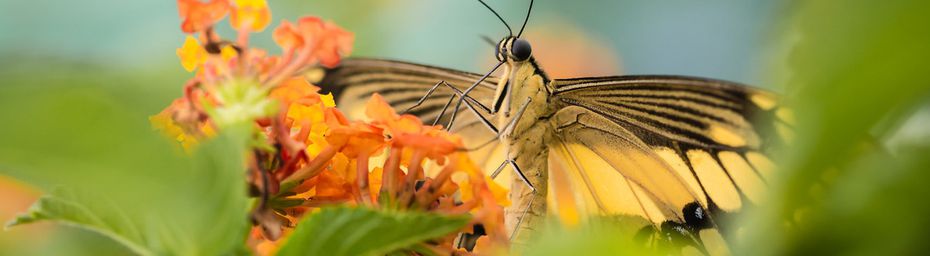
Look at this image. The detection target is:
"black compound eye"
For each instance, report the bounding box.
[511,39,532,61]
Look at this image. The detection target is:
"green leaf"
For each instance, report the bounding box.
[520,217,653,256]
[276,207,470,256]
[6,189,154,254]
[0,82,254,255]
[736,1,930,255]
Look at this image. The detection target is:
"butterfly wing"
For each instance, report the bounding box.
[547,110,729,253]
[318,58,508,174]
[548,75,787,224]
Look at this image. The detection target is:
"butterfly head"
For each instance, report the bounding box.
[495,36,533,63]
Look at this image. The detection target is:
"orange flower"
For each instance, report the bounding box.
[365,94,458,162]
[314,171,352,200]
[456,154,508,239]
[160,1,507,253]
[367,167,384,200]
[269,78,321,108]
[231,0,271,32]
[273,20,303,52]
[326,122,385,159]
[296,17,354,67]
[177,0,230,33]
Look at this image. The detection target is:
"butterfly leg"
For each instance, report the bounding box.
[509,187,538,240]
[487,98,537,187]
[415,81,500,134]
[490,159,536,192]
[402,80,492,115]
[432,93,456,126]
[400,80,499,134]
[461,97,532,152]
[489,157,541,241]
[447,61,504,130]
[436,81,494,114]
[401,80,446,115]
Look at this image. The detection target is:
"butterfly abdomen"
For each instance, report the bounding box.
[501,59,557,243]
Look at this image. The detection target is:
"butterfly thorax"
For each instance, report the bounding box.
[499,58,556,243]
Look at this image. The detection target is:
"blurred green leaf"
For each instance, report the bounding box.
[6,189,152,253]
[0,80,254,255]
[737,1,930,255]
[0,223,134,256]
[520,217,652,256]
[276,206,470,256]
[792,146,930,255]
[778,0,930,205]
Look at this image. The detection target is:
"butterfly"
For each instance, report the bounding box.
[318,0,791,253]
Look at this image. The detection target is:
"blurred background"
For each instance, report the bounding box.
[0,0,784,84]
[2,0,929,255]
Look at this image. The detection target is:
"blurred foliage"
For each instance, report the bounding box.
[736,0,930,255]
[518,218,651,255]
[0,67,253,254]
[277,207,469,256]
[0,221,131,256]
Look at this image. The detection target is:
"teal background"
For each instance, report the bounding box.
[0,0,781,85]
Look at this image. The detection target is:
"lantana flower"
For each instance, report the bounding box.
[154,1,508,255]
[230,0,271,32]
[178,0,229,33]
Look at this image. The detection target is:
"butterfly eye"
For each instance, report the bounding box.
[511,39,532,61]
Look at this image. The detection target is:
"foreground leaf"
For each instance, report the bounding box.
[520,217,654,256]
[277,207,470,256]
[0,83,253,255]
[736,1,930,255]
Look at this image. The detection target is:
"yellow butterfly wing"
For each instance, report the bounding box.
[548,76,786,226]
[548,105,700,225]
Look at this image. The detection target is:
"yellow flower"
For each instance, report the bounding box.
[320,93,336,107]
[176,36,207,72]
[220,45,239,62]
[149,98,214,150]
[231,0,271,32]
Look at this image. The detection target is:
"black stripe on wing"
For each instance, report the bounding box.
[553,75,783,153]
[318,58,500,123]
[552,75,787,227]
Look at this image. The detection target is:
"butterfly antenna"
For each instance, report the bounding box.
[477,0,512,36]
[516,0,533,38]
[480,35,497,47]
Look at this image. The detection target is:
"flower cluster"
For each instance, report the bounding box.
[153,1,508,255]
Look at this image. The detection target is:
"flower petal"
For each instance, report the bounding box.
[231,0,271,32]
[178,0,230,33]
[177,36,208,72]
[273,20,303,51]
